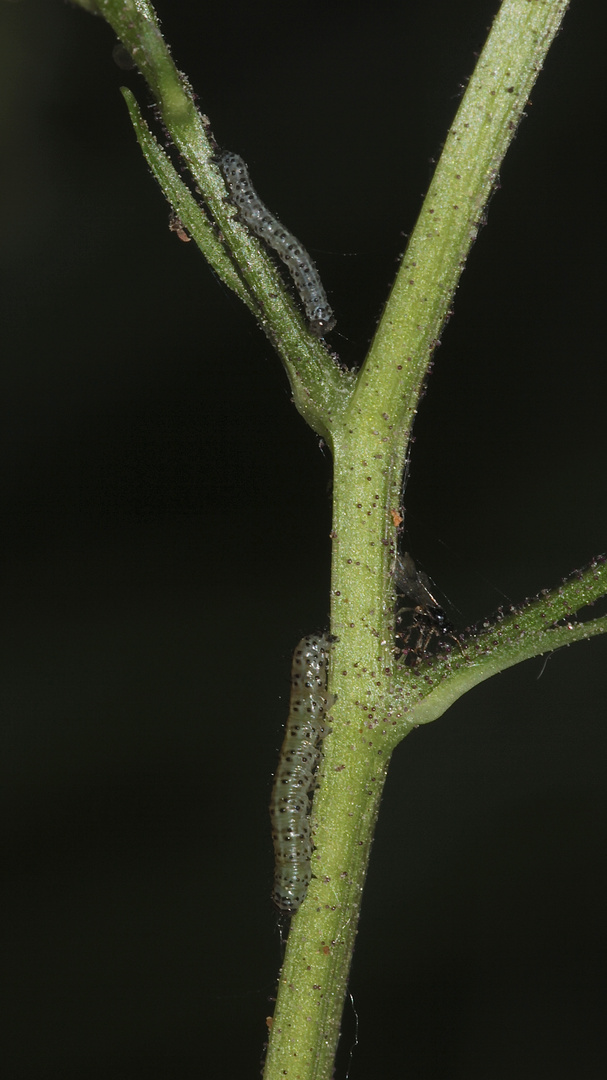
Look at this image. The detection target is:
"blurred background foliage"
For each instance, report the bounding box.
[1,1,606,1076]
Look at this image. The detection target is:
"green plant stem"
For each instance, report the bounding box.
[69,3,602,1079]
[263,3,571,1077]
[359,0,571,443]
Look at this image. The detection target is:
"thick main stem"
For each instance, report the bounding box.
[263,417,409,1077]
[263,757,391,1080]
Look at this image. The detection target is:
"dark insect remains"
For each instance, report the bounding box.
[395,552,458,663]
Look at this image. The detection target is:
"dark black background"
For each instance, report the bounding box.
[1,1,606,1076]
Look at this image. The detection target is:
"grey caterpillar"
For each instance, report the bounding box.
[269,634,331,913]
[219,152,336,338]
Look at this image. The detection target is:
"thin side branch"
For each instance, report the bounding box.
[390,556,607,733]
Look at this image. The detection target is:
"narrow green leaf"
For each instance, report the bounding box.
[121,88,258,315]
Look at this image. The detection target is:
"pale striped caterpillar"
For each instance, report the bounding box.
[219,152,336,337]
[269,634,331,913]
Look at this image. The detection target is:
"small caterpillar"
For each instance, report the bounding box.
[219,152,336,337]
[269,635,331,913]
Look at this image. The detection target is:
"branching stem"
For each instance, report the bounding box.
[66,3,603,1079]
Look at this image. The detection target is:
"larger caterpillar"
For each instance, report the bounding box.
[269,635,331,913]
[219,152,336,338]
